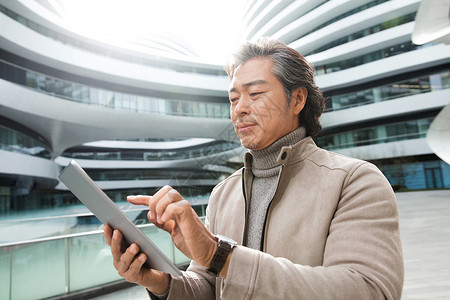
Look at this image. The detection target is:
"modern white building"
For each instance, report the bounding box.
[1,0,449,298]
[0,2,242,297]
[0,0,245,222]
[242,0,450,191]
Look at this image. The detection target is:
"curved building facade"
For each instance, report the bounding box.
[1,0,450,298]
[243,0,450,191]
[1,0,449,248]
[0,0,244,223]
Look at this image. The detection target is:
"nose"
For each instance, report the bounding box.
[233,95,251,117]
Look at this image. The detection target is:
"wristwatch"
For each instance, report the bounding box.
[206,234,237,277]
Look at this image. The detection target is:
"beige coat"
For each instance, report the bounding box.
[165,137,404,299]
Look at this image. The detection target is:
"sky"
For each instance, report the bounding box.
[51,0,247,64]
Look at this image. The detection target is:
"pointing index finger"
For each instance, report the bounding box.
[127,195,152,206]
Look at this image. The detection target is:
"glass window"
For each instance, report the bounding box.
[80,86,89,103]
[316,117,435,150]
[62,82,73,98]
[1,59,230,119]
[326,69,450,112]
[306,12,417,56]
[25,72,37,89]
[16,15,27,26]
[317,42,418,75]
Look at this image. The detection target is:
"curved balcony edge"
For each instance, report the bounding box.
[0,149,59,180]
[0,13,229,97]
[0,80,235,157]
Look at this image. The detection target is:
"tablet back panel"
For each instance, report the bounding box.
[59,160,182,276]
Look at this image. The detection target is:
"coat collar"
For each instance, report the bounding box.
[243,136,318,169]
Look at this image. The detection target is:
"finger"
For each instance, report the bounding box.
[111,230,126,267]
[127,195,152,206]
[125,252,147,281]
[155,189,183,224]
[104,225,113,246]
[148,185,173,221]
[148,208,176,232]
[150,216,176,233]
[147,210,158,224]
[117,243,140,275]
[160,199,191,224]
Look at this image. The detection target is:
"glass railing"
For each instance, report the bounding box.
[0,223,192,300]
[306,12,416,56]
[0,207,150,243]
[62,141,240,161]
[298,0,390,40]
[0,4,226,76]
[0,189,210,222]
[315,40,421,75]
[0,124,51,158]
[324,69,450,112]
[316,117,434,150]
[84,169,224,181]
[0,59,230,119]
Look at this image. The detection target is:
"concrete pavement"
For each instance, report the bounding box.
[398,190,450,299]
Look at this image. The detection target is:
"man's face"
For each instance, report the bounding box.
[228,57,304,151]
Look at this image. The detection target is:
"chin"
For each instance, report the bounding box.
[238,134,263,150]
[241,141,261,150]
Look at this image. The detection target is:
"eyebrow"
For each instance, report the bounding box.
[228,79,269,94]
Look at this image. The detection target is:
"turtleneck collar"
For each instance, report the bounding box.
[249,126,306,171]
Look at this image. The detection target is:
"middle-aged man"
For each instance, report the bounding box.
[104,38,404,299]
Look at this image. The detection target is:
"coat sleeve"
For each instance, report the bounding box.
[221,162,404,300]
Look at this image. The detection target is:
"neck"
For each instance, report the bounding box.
[249,127,306,170]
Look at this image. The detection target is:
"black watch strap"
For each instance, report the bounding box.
[206,235,236,277]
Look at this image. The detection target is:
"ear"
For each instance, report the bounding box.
[291,87,307,115]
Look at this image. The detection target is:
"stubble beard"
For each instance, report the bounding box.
[236,128,262,150]
[240,138,260,150]
[234,118,262,150]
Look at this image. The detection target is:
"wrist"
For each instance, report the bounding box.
[206,235,236,277]
[147,272,170,295]
[206,235,218,267]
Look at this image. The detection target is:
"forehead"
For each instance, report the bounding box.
[228,57,275,92]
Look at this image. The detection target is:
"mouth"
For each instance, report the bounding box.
[236,122,257,133]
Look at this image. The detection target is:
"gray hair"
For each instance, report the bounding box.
[225,38,325,137]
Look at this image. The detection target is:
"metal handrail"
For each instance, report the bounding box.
[0,216,206,247]
[0,207,144,224]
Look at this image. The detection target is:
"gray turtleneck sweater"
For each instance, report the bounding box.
[245,127,306,250]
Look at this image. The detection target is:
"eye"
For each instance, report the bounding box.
[229,97,239,103]
[250,92,263,98]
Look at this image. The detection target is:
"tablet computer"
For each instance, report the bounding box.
[59,160,182,277]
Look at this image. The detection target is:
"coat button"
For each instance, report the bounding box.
[281,152,287,160]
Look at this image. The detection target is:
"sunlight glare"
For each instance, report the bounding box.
[54,0,245,63]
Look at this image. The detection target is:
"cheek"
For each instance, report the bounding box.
[230,110,236,123]
[230,104,237,117]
